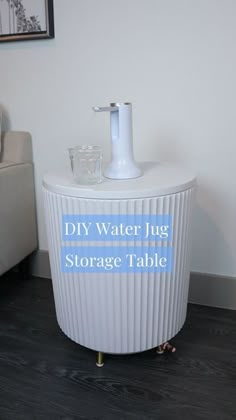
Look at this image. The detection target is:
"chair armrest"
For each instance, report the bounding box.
[0,163,37,274]
[1,131,33,164]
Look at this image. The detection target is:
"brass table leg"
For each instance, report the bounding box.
[156,345,164,354]
[96,351,104,367]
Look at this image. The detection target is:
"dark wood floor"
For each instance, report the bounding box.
[0,272,236,420]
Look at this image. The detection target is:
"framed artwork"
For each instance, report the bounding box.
[0,0,54,42]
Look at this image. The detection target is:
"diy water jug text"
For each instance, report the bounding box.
[61,214,173,273]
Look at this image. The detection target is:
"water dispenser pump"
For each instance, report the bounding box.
[93,102,142,179]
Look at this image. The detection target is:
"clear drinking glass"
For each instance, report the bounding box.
[68,145,103,185]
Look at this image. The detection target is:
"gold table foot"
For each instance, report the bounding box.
[156,345,164,354]
[96,351,104,367]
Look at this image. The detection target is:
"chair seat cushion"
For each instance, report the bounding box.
[0,161,20,169]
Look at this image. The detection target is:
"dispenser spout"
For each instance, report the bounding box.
[93,106,118,112]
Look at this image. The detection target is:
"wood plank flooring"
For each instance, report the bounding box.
[0,272,236,420]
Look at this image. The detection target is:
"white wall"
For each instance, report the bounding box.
[0,0,236,277]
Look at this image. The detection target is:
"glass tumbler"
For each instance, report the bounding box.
[68,145,103,185]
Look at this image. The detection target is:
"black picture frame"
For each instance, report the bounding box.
[0,0,54,42]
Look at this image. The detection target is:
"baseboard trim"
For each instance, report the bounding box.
[31,250,236,310]
[188,271,236,310]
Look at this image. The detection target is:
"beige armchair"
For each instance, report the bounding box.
[0,131,38,275]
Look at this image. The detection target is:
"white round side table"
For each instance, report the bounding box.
[43,162,196,366]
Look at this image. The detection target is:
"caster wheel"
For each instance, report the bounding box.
[156,342,176,354]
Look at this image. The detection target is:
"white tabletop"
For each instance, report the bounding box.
[43,161,196,199]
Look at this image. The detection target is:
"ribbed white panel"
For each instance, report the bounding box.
[43,188,194,354]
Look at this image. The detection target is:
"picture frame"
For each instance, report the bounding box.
[0,0,54,42]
